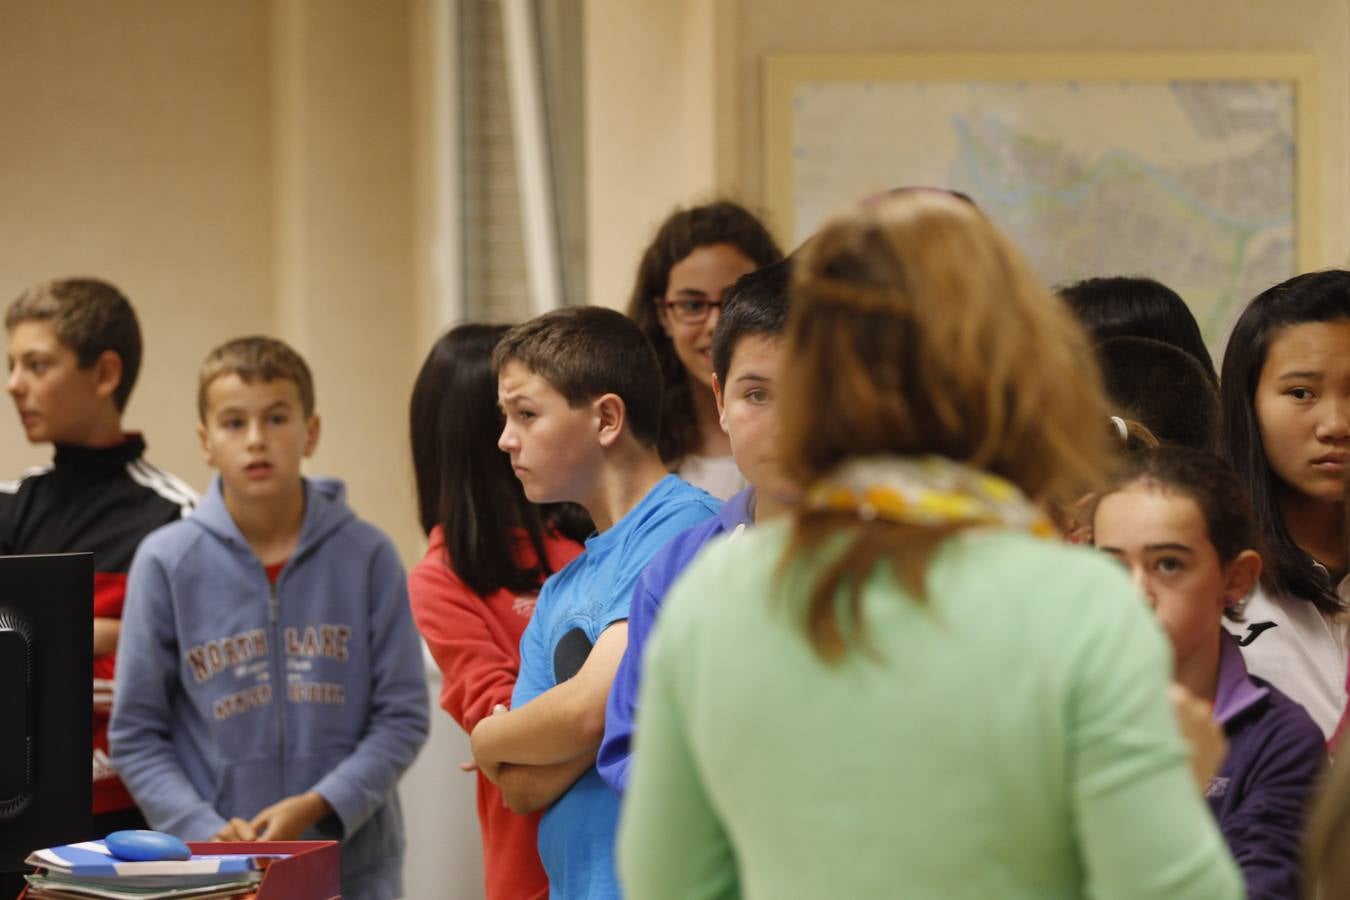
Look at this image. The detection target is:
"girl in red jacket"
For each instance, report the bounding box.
[407,324,589,900]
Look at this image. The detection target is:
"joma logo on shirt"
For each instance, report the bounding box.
[285,624,351,661]
[185,629,270,683]
[1236,622,1277,647]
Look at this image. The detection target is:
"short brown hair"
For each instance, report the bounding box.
[6,278,142,411]
[779,192,1110,661]
[198,336,316,421]
[493,306,661,448]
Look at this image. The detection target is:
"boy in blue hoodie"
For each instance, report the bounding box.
[468,306,719,899]
[110,337,429,900]
[598,260,795,794]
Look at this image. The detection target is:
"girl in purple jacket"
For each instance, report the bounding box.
[1093,445,1325,899]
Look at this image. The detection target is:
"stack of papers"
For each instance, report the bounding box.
[23,841,270,900]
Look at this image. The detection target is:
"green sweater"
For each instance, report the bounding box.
[618,525,1243,899]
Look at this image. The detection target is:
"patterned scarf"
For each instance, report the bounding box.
[803,454,1058,539]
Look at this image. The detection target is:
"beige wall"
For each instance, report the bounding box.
[0,0,275,491]
[583,0,1350,307]
[0,0,433,564]
[269,0,424,562]
[583,0,756,311]
[583,0,692,310]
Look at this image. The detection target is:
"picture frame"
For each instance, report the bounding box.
[764,52,1318,341]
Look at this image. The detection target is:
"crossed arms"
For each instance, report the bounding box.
[470,622,628,813]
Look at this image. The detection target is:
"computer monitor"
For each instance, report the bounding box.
[0,552,92,879]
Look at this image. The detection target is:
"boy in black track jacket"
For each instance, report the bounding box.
[1,278,197,836]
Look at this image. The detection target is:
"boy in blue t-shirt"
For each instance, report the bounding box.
[597,260,794,795]
[470,306,719,899]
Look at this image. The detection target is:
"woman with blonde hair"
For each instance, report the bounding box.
[617,192,1243,898]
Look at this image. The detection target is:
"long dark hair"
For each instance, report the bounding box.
[625,201,783,467]
[1058,276,1219,386]
[409,324,590,596]
[1220,269,1350,614]
[1093,335,1221,454]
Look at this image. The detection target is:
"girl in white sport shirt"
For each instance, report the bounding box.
[1220,269,1350,738]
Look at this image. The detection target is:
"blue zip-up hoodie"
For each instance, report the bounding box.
[597,488,755,793]
[110,476,430,900]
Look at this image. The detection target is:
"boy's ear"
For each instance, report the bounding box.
[1222,549,1262,610]
[711,373,729,433]
[594,393,626,449]
[303,414,321,458]
[196,421,214,467]
[91,350,123,403]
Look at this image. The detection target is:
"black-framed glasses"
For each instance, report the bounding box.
[658,296,723,325]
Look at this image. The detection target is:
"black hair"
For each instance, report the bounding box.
[625,201,783,466]
[1094,336,1222,454]
[711,258,792,387]
[1221,269,1350,614]
[1097,445,1265,622]
[1059,276,1218,387]
[409,323,591,596]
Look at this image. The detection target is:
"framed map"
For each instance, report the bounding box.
[765,53,1318,345]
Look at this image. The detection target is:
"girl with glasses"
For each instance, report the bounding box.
[625,201,782,499]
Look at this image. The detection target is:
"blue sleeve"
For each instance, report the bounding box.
[510,584,554,708]
[1216,703,1326,899]
[617,557,740,898]
[597,570,664,793]
[109,542,229,840]
[594,499,718,634]
[310,536,431,837]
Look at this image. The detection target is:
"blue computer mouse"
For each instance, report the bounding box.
[105,829,193,861]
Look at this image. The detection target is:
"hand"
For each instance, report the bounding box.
[469,704,512,781]
[1170,683,1227,791]
[248,791,332,841]
[211,817,258,841]
[479,705,511,781]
